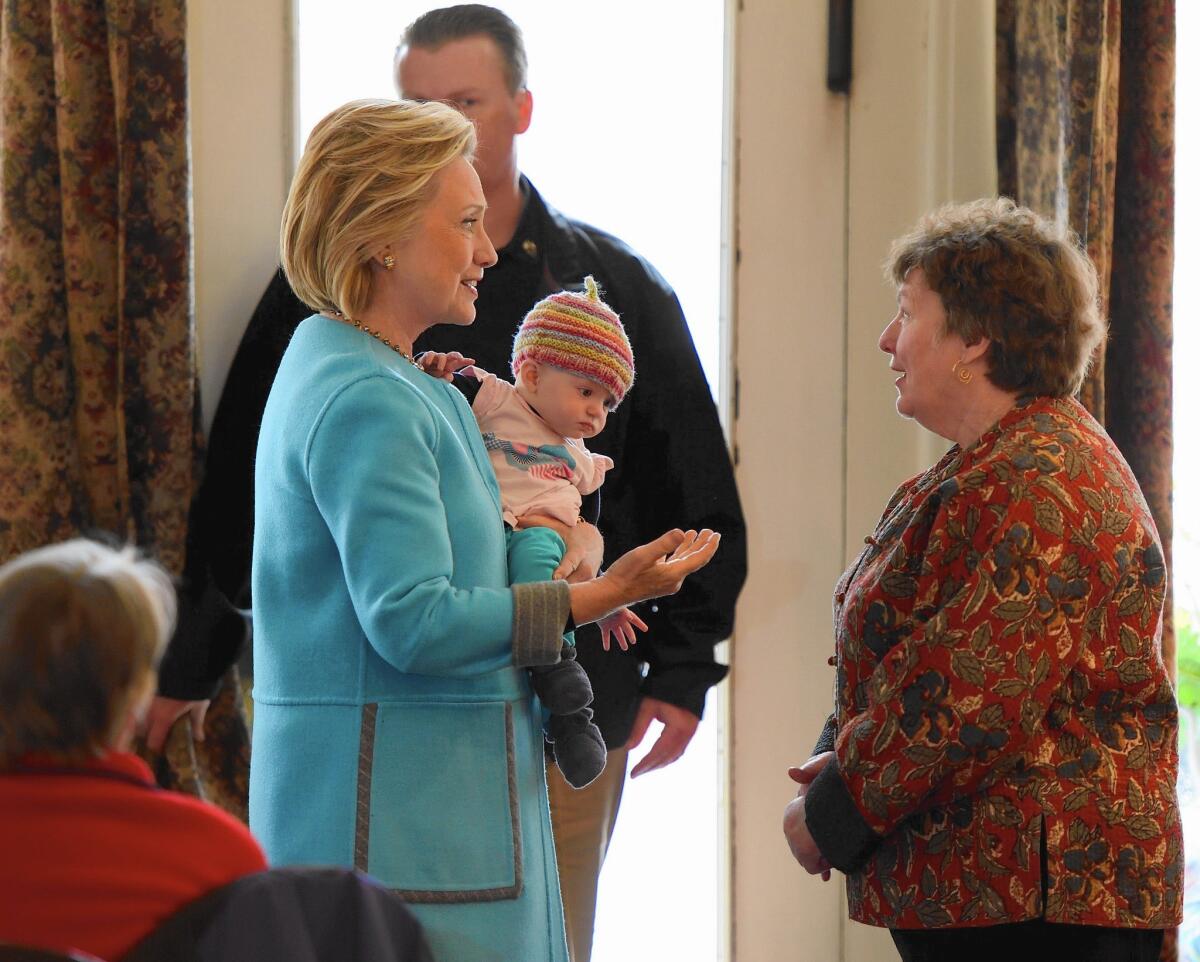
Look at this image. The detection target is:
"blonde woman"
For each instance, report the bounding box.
[249,99,718,961]
[0,539,265,959]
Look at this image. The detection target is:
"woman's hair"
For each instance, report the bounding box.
[280,99,476,321]
[0,539,176,764]
[884,197,1106,397]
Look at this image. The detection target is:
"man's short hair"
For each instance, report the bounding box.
[398,4,528,93]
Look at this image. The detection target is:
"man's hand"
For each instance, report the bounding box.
[142,696,211,753]
[625,697,699,778]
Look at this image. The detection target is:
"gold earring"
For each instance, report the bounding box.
[952,360,972,384]
[383,254,395,270]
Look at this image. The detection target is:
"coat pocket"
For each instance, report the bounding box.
[355,700,522,902]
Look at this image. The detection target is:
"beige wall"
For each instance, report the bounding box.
[189,0,293,430]
[730,0,848,957]
[189,1,996,957]
[731,1,996,959]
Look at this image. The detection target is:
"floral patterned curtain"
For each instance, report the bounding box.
[0,0,248,818]
[996,0,1173,662]
[997,2,1176,957]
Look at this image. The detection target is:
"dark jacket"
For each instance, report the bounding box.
[159,177,747,747]
[121,867,433,962]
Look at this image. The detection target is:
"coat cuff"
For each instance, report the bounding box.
[511,581,571,667]
[804,757,883,873]
[640,661,728,719]
[811,714,836,755]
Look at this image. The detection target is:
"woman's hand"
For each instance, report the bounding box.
[141,696,211,752]
[786,751,834,880]
[783,793,831,876]
[604,529,720,604]
[566,529,719,627]
[788,750,834,796]
[416,351,475,381]
[519,517,603,582]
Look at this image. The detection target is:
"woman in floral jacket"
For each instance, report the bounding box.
[783,198,1181,962]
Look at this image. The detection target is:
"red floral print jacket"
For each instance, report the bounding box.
[804,396,1181,930]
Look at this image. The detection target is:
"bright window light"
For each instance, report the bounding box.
[296,1,726,394]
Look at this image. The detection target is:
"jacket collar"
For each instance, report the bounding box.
[506,176,589,292]
[7,749,158,789]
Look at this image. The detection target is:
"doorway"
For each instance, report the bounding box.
[295,2,733,958]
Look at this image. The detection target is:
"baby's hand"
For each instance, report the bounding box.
[598,607,648,652]
[417,351,476,381]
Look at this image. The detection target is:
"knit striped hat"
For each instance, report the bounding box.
[511,276,635,405]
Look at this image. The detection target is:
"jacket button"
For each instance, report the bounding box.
[827,656,836,667]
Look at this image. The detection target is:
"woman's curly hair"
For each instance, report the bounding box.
[885,197,1106,397]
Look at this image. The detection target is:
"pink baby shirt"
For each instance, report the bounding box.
[467,367,613,528]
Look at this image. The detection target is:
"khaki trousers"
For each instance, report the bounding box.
[546,746,629,962]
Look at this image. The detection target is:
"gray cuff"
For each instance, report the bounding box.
[812,714,837,755]
[804,757,883,873]
[512,581,570,667]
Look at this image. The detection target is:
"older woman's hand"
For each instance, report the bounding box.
[786,751,834,880]
[788,750,834,796]
[783,792,832,878]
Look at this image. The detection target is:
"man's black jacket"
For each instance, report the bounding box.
[159,178,747,747]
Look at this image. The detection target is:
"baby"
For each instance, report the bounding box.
[442,277,642,788]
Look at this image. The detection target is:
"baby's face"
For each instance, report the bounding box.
[517,363,616,439]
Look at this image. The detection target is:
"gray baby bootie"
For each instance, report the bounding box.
[532,648,593,715]
[548,710,607,789]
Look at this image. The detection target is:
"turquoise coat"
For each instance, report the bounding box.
[249,316,568,962]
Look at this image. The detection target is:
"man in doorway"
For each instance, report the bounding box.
[151,6,745,960]
[394,13,746,955]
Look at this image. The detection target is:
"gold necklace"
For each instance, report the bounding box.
[328,311,421,369]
